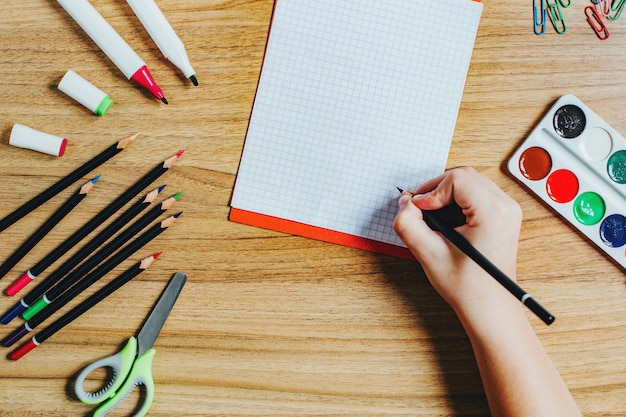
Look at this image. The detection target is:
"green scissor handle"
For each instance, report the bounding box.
[93,347,156,417]
[75,337,138,405]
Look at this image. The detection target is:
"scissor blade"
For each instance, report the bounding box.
[136,272,187,356]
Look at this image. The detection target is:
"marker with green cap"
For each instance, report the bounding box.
[58,70,114,116]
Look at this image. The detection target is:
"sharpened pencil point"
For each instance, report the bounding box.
[153,251,163,259]
[91,175,102,184]
[157,184,167,193]
[176,150,185,158]
[117,133,140,149]
[173,191,183,200]
[189,74,198,86]
[396,187,404,193]
[174,211,183,218]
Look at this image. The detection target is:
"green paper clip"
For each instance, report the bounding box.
[547,0,567,34]
[611,0,625,20]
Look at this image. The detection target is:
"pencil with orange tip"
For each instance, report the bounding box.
[4,184,166,297]
[0,175,101,281]
[0,134,137,233]
[10,252,162,361]
[2,213,182,348]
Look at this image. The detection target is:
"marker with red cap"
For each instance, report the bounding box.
[57,0,168,104]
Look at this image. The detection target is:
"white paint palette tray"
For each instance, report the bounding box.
[507,94,626,270]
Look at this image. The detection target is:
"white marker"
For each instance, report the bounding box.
[126,0,198,86]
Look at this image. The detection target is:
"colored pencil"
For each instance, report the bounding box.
[0,134,136,233]
[2,213,181,347]
[10,252,162,361]
[397,188,555,325]
[0,176,100,281]
[0,150,184,323]
[0,187,168,324]
[4,185,166,297]
[19,193,181,321]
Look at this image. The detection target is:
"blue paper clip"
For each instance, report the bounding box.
[585,5,610,40]
[534,0,547,34]
[546,0,567,34]
[610,0,625,20]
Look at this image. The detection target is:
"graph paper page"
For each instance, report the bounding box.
[231,0,483,252]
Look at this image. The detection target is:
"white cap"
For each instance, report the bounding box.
[58,70,114,116]
[9,124,68,157]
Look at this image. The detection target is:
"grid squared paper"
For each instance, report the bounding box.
[231,0,482,252]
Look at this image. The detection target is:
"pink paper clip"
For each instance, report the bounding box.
[585,5,610,40]
[598,0,613,17]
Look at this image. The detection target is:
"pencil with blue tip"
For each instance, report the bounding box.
[0,175,101,281]
[21,193,181,322]
[4,185,166,297]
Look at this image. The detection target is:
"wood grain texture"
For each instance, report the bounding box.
[1,0,626,415]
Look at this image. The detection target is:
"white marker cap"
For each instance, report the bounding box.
[9,124,68,157]
[58,70,114,116]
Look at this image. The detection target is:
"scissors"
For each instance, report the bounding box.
[74,272,186,417]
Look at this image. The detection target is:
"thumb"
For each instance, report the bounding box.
[393,194,447,262]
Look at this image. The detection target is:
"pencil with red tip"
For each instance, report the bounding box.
[0,134,136,233]
[1,149,181,315]
[2,213,181,348]
[56,0,168,103]
[4,184,166,297]
[9,252,162,361]
[18,193,181,322]
[0,176,101,281]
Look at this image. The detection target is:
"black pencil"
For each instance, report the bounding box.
[0,188,174,325]
[4,149,183,292]
[4,184,166,297]
[2,213,181,348]
[0,176,101,281]
[0,150,185,323]
[0,134,137,233]
[396,188,555,325]
[18,192,181,322]
[9,252,162,361]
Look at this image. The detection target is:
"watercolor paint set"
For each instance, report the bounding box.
[508,94,626,270]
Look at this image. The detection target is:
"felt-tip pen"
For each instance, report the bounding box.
[126,0,198,86]
[57,0,168,104]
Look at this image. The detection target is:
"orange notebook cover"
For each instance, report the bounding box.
[230,0,482,259]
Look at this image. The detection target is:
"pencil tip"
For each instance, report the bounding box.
[396,187,404,193]
[154,251,164,259]
[189,74,198,86]
[173,211,183,218]
[176,150,185,158]
[161,97,169,105]
[157,184,167,194]
[173,191,183,200]
[92,175,102,184]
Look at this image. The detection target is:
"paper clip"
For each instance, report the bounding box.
[534,0,547,34]
[598,0,612,17]
[586,5,610,40]
[546,0,567,34]
[558,0,572,8]
[610,0,625,20]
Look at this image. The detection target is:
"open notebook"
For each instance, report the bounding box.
[230,0,483,259]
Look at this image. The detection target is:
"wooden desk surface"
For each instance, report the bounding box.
[1,1,625,415]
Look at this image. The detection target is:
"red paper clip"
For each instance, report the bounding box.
[585,5,610,40]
